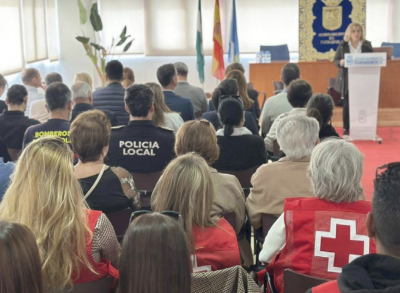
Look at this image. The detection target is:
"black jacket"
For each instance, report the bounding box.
[163,91,194,122]
[201,110,259,135]
[71,103,118,126]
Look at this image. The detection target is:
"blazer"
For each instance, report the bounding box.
[163,91,194,121]
[333,40,373,96]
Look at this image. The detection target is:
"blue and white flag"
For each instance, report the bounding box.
[228,0,239,63]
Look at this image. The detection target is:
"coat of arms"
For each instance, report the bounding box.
[322,0,343,31]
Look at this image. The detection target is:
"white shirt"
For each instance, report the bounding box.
[259,214,286,263]
[163,112,184,135]
[30,99,49,123]
[216,127,252,137]
[349,41,362,54]
[25,85,44,117]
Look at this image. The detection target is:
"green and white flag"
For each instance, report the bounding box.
[196,0,205,84]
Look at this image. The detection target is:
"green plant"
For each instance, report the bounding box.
[75,0,133,87]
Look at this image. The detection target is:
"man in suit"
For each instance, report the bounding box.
[93,60,129,125]
[70,81,118,126]
[157,63,194,122]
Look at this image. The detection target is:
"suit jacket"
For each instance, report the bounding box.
[71,103,118,126]
[333,40,373,96]
[163,90,194,121]
[92,82,129,125]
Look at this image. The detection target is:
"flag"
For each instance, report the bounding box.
[196,0,205,84]
[212,0,225,81]
[228,0,239,63]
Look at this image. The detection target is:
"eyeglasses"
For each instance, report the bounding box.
[375,162,400,179]
[129,210,183,225]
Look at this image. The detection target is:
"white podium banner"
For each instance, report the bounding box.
[345,53,386,140]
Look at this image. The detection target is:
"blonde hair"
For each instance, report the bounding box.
[175,120,219,164]
[0,137,94,292]
[151,153,217,249]
[344,23,365,42]
[73,73,93,89]
[224,70,253,110]
[146,82,173,127]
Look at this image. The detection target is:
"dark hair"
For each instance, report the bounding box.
[0,221,43,293]
[21,68,39,85]
[45,72,63,86]
[125,84,154,117]
[281,63,300,86]
[218,98,244,137]
[120,213,192,293]
[0,74,7,89]
[45,82,71,111]
[70,110,111,163]
[225,62,245,74]
[157,64,176,88]
[287,79,313,108]
[6,85,28,105]
[307,94,334,127]
[212,79,239,109]
[373,164,400,257]
[105,60,123,81]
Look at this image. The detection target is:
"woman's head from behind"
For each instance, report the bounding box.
[152,153,215,247]
[175,120,219,164]
[224,69,252,110]
[0,221,43,293]
[306,94,334,127]
[146,82,171,127]
[0,136,92,292]
[120,213,191,293]
[70,110,111,163]
[218,98,244,137]
[211,78,239,110]
[73,72,93,89]
[0,74,7,98]
[309,138,364,203]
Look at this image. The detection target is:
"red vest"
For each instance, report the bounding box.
[266,198,375,293]
[72,210,119,284]
[192,218,241,272]
[312,281,340,293]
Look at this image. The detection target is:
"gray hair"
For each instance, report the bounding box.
[71,81,91,101]
[276,114,319,159]
[309,138,364,202]
[174,62,188,76]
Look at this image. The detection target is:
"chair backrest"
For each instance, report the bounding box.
[131,171,163,209]
[262,214,278,241]
[381,42,400,58]
[260,44,290,61]
[223,212,236,231]
[218,166,259,197]
[273,81,284,95]
[259,91,267,108]
[65,277,112,293]
[105,208,132,242]
[284,269,328,293]
[327,77,342,106]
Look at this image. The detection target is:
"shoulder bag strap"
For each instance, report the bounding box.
[83,164,106,201]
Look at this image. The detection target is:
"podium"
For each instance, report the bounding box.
[345,52,387,141]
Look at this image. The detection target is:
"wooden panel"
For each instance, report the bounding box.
[250,60,400,109]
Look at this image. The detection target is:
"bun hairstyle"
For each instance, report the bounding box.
[211,79,239,110]
[306,94,334,127]
[218,97,244,137]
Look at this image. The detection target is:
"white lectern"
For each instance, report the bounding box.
[345,52,386,142]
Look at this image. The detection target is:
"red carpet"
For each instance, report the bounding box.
[337,127,400,201]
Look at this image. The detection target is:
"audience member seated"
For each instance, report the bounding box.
[120,213,191,293]
[201,79,258,134]
[71,110,140,214]
[30,72,62,123]
[70,81,118,126]
[73,72,93,89]
[0,74,8,113]
[212,97,267,171]
[0,137,120,292]
[225,62,261,119]
[0,85,39,159]
[260,139,371,293]
[21,68,44,117]
[23,82,72,148]
[122,67,135,89]
[146,82,184,135]
[309,162,400,293]
[93,60,129,125]
[246,114,318,229]
[307,94,339,140]
[265,79,313,152]
[260,63,299,135]
[0,221,43,293]
[174,62,208,115]
[0,154,14,200]
[152,153,241,271]
[107,84,175,173]
[0,138,11,163]
[157,63,194,121]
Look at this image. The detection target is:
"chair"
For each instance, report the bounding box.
[254,214,278,267]
[381,42,400,58]
[284,269,328,293]
[327,78,342,106]
[218,165,259,197]
[273,81,284,95]
[260,45,290,61]
[259,91,267,109]
[64,277,112,293]
[105,208,132,242]
[131,171,162,209]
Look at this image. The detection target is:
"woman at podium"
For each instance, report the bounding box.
[334,23,373,135]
